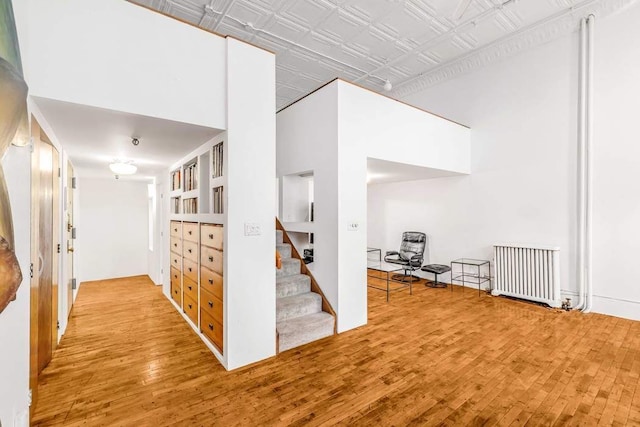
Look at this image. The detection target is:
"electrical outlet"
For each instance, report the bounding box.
[244,223,261,236]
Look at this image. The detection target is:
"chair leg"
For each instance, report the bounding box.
[391,271,416,283]
[425,272,447,288]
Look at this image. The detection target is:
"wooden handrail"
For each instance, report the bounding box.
[275,218,337,333]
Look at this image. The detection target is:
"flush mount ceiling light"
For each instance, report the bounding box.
[383,79,393,91]
[109,161,137,175]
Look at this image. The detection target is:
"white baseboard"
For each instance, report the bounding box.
[591,295,640,321]
[561,289,640,321]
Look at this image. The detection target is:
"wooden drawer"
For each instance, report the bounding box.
[183,222,198,243]
[183,258,198,283]
[170,252,181,271]
[201,309,223,352]
[201,267,223,301]
[183,294,198,325]
[201,246,223,274]
[170,280,181,307]
[183,275,198,302]
[170,236,182,255]
[183,240,198,262]
[201,224,223,250]
[170,221,182,238]
[200,288,223,324]
[170,267,181,289]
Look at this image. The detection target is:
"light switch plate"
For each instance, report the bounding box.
[347,221,359,231]
[244,223,261,236]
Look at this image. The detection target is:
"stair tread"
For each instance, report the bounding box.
[277,258,301,279]
[276,292,322,321]
[276,274,310,286]
[276,274,311,298]
[277,312,334,334]
[277,291,321,305]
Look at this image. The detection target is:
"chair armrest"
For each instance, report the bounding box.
[384,251,400,263]
[409,254,424,267]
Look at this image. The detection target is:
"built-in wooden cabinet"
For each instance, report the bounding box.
[168,137,226,362]
[168,219,224,355]
[169,221,183,307]
[200,223,224,352]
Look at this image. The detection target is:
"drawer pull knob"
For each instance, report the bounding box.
[208,256,213,262]
[173,243,177,247]
[188,286,192,291]
[174,275,177,279]
[208,279,213,284]
[209,234,214,239]
[188,231,192,235]
[208,301,213,308]
[208,323,214,331]
[188,267,192,272]
[188,249,192,253]
[174,228,177,232]
[188,304,192,309]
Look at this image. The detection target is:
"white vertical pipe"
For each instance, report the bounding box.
[584,14,596,312]
[576,18,588,310]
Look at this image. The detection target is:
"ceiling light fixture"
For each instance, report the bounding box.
[383,79,393,91]
[131,137,140,146]
[109,161,137,175]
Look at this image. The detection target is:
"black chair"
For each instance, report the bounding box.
[384,232,426,283]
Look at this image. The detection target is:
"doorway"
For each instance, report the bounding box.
[66,161,75,317]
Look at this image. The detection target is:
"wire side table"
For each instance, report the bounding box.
[450,258,492,296]
[367,247,382,262]
[367,261,412,302]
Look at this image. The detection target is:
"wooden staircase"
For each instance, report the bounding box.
[276,219,336,352]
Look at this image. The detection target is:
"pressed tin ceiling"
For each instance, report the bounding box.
[130,0,638,109]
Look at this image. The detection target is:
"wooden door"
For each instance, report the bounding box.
[30,117,61,416]
[37,139,54,373]
[66,161,74,318]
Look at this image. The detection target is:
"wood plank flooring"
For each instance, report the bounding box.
[32,275,640,426]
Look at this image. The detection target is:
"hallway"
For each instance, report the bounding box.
[33,276,640,426]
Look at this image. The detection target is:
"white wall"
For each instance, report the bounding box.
[370,32,576,287]
[225,38,277,370]
[369,4,640,321]
[0,145,31,427]
[16,0,226,130]
[77,178,149,282]
[339,82,471,174]
[277,82,341,325]
[591,5,640,319]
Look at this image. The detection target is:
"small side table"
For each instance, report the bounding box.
[450,258,492,296]
[367,247,382,262]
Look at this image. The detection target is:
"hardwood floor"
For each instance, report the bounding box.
[33,275,640,426]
